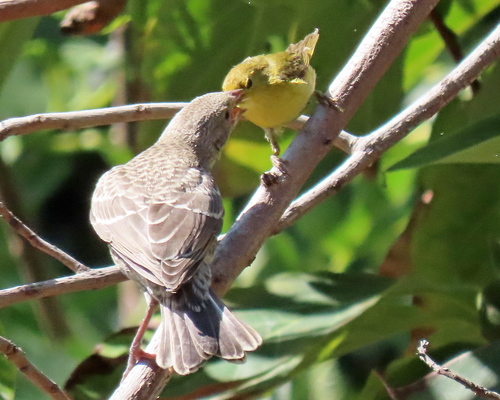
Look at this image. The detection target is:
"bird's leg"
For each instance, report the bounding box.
[262,128,288,186]
[123,296,159,377]
[265,128,281,157]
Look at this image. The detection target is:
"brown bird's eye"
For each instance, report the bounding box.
[224,110,230,119]
[245,78,253,89]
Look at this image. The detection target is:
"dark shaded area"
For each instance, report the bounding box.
[38,151,112,267]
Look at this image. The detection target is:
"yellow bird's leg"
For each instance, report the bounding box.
[265,128,288,175]
[264,128,281,156]
[262,128,288,186]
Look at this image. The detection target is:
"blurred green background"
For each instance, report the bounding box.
[1,0,500,398]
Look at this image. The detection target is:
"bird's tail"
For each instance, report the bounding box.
[156,289,262,375]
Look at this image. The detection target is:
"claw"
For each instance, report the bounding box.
[261,156,288,186]
[314,90,343,111]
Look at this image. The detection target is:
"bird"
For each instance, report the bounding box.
[222,29,319,174]
[90,90,262,375]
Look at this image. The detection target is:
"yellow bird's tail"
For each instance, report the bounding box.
[286,28,319,66]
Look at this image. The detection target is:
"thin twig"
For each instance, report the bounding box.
[0,201,90,273]
[0,335,72,400]
[429,9,481,93]
[276,23,500,231]
[0,266,125,309]
[417,340,500,399]
[374,370,401,400]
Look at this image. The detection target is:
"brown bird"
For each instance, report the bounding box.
[90,91,261,375]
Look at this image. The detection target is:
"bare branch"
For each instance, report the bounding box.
[429,9,480,93]
[110,336,172,400]
[288,116,357,154]
[0,201,90,273]
[417,340,500,399]
[60,0,125,36]
[0,335,72,400]
[0,266,125,309]
[277,23,500,231]
[0,103,187,142]
[0,103,355,154]
[0,0,87,22]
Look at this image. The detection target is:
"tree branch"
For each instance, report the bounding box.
[60,0,126,36]
[0,201,90,273]
[0,103,355,154]
[417,340,500,399]
[0,335,72,400]
[0,266,125,309]
[277,23,500,231]
[0,0,88,22]
[0,103,187,142]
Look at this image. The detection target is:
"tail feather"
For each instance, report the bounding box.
[155,291,261,375]
[211,296,262,359]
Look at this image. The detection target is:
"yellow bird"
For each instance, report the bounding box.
[222,29,319,173]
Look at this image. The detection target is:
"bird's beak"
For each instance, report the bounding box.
[228,88,245,104]
[231,105,246,123]
[227,89,247,122]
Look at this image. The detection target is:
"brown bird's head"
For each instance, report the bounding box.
[159,90,246,168]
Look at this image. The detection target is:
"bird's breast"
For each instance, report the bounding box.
[243,66,316,129]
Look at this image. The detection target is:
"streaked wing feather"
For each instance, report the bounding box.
[90,164,223,292]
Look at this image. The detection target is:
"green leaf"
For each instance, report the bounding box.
[389,115,500,170]
[0,19,38,91]
[0,356,16,400]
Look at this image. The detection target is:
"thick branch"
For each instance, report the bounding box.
[0,336,72,400]
[277,23,500,230]
[0,0,87,22]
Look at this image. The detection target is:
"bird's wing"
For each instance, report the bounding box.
[90,165,223,291]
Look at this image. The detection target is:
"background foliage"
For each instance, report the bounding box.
[1,0,500,398]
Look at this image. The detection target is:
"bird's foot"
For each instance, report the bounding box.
[261,155,288,186]
[314,90,343,111]
[122,297,159,379]
[123,348,156,378]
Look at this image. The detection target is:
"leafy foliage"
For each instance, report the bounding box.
[0,0,500,399]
